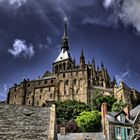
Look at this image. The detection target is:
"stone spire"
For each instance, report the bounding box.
[61,18,69,51]
[54,18,71,63]
[80,49,85,69]
[101,62,104,69]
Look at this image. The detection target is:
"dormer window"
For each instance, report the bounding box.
[116,113,125,123]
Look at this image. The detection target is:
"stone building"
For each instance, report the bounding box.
[101,103,140,140]
[7,20,115,107]
[7,20,140,108]
[114,81,140,109]
[101,103,134,140]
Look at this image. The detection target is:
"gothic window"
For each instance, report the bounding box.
[65,80,69,95]
[55,65,58,73]
[59,64,62,71]
[67,62,71,70]
[73,79,76,85]
[63,63,66,70]
[50,93,52,98]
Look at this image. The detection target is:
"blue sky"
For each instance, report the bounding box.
[1,0,140,100]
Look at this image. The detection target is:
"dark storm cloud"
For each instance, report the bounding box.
[0,0,139,53]
[0,0,140,100]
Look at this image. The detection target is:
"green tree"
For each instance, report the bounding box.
[75,111,101,132]
[91,89,116,111]
[111,101,127,112]
[55,100,91,124]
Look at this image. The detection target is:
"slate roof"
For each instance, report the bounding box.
[130,104,140,119]
[106,112,132,125]
[55,49,71,62]
[0,104,55,140]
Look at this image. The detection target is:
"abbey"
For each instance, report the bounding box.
[7,21,140,108]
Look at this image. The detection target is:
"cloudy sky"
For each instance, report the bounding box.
[0,0,140,100]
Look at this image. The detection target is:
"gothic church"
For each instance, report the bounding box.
[8,21,139,108]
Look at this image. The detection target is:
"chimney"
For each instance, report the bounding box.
[123,105,130,119]
[101,103,107,136]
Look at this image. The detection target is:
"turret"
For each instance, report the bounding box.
[80,49,85,69]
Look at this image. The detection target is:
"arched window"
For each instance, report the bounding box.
[63,63,66,70]
[73,79,76,85]
[59,64,62,71]
[55,65,58,73]
[65,80,69,95]
[73,79,77,94]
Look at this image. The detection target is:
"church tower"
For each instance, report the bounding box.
[53,19,73,74]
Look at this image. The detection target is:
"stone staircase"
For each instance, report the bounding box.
[0,104,51,140]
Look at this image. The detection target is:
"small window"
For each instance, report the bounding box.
[73,79,76,85]
[29,100,30,105]
[45,81,47,84]
[50,93,52,98]
[40,88,42,93]
[127,129,132,136]
[63,73,65,78]
[51,80,53,84]
[116,127,121,135]
[27,84,30,87]
[65,80,69,85]
[38,82,41,85]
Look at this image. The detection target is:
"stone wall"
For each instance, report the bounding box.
[8,68,89,106]
[0,103,57,140]
[57,132,106,140]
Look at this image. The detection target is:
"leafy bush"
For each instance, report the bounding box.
[55,100,91,124]
[111,101,127,112]
[75,111,101,132]
[92,89,116,111]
